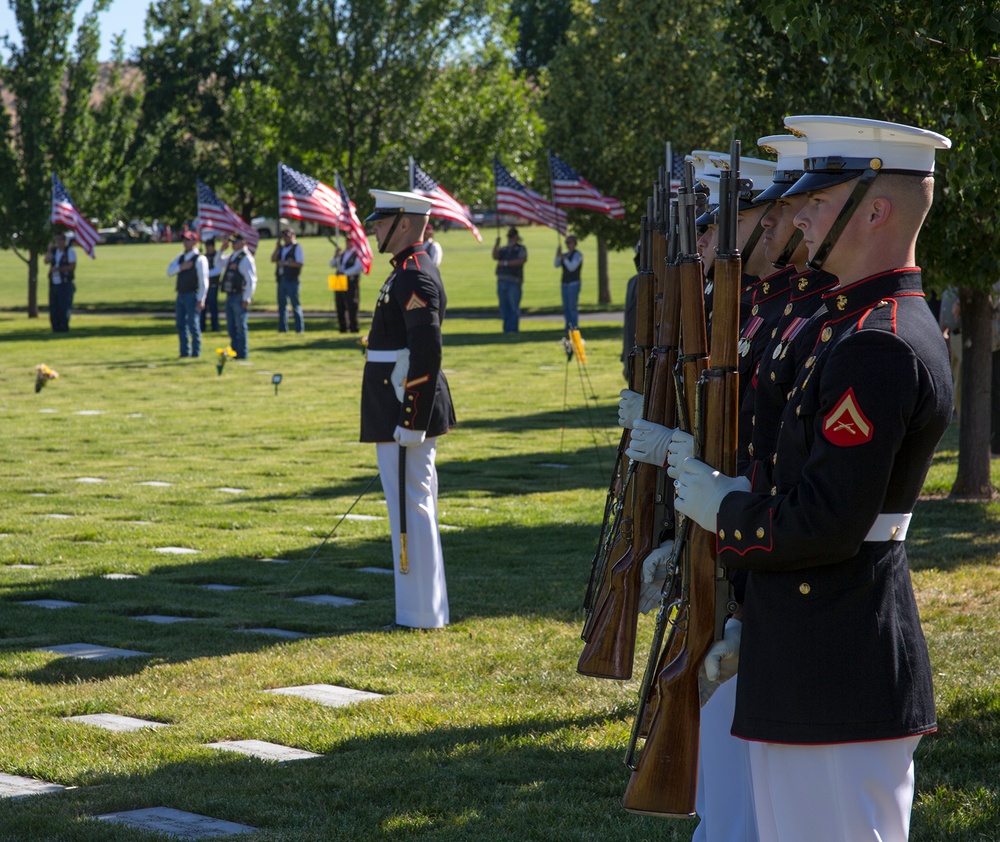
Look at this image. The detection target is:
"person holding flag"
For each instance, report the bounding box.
[43,231,77,333]
[329,242,363,334]
[361,189,454,630]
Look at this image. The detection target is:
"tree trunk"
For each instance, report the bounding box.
[950,285,995,499]
[597,236,610,304]
[28,250,39,318]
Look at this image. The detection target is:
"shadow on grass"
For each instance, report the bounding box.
[0,519,600,682]
[907,497,1000,573]
[0,714,694,842]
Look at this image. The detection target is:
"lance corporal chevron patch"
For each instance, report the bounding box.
[405,292,429,311]
[822,387,874,446]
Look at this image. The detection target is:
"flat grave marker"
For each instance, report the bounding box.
[266,683,383,708]
[66,714,168,732]
[205,740,321,763]
[0,773,65,799]
[95,807,255,839]
[36,643,151,660]
[292,594,361,608]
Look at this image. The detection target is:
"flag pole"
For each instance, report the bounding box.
[547,150,563,249]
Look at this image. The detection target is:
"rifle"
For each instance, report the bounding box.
[577,196,657,678]
[622,142,742,816]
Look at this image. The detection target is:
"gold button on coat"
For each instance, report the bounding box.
[799,582,811,594]
[756,527,765,538]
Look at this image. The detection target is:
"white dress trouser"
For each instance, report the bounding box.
[376,439,449,628]
[748,735,921,842]
[692,675,758,842]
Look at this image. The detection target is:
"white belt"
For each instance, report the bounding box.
[366,349,403,363]
[863,513,912,542]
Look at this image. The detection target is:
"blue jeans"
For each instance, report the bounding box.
[497,279,522,333]
[277,278,303,332]
[201,284,220,332]
[561,280,581,331]
[226,294,249,358]
[49,281,74,332]
[176,291,202,357]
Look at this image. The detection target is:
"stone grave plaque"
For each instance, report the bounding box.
[205,740,321,762]
[36,643,150,660]
[95,807,255,838]
[66,714,167,732]
[238,628,307,640]
[0,773,65,798]
[292,595,361,607]
[267,684,383,707]
[16,599,81,609]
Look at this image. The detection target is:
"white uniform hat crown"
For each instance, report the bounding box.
[755,135,807,201]
[366,189,433,221]
[782,115,950,195]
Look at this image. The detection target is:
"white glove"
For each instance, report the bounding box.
[393,426,426,447]
[704,618,741,682]
[638,540,674,614]
[390,348,411,402]
[674,458,751,532]
[617,389,644,429]
[665,430,694,479]
[625,418,677,467]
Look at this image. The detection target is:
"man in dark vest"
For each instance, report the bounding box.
[362,189,455,629]
[167,231,209,358]
[219,232,258,358]
[272,228,305,333]
[43,231,77,333]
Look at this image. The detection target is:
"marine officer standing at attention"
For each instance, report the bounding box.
[362,189,455,630]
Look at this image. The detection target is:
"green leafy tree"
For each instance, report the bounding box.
[541,0,726,302]
[135,0,271,224]
[510,0,573,75]
[0,0,135,317]
[757,0,1000,498]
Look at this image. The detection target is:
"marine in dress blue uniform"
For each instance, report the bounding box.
[672,116,953,842]
[363,190,455,629]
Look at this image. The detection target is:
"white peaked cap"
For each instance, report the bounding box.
[755,135,808,201]
[688,150,725,181]
[782,115,950,194]
[366,189,433,220]
[708,154,777,208]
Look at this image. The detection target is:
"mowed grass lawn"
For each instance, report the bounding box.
[0,236,996,839]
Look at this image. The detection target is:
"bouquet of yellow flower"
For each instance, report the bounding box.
[34,364,59,393]
[215,346,236,375]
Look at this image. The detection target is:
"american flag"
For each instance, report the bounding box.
[50,174,99,258]
[548,151,625,219]
[409,159,482,242]
[278,163,344,228]
[196,178,259,253]
[335,173,372,274]
[667,144,687,193]
[493,158,567,234]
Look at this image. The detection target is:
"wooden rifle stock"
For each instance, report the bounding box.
[577,225,657,678]
[622,253,709,816]
[624,146,742,815]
